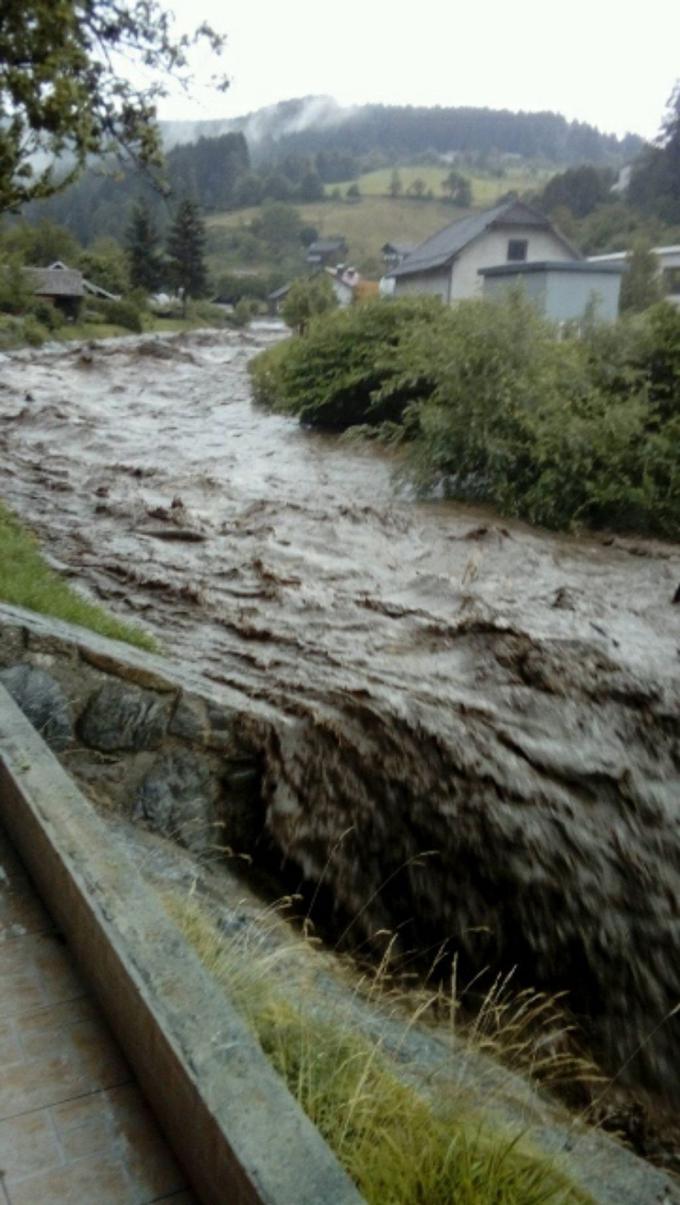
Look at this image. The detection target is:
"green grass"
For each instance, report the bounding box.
[0,501,156,651]
[165,893,593,1205]
[327,164,555,205]
[207,196,473,275]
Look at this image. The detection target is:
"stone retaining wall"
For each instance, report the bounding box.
[0,603,272,859]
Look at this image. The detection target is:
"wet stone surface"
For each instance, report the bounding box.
[79,681,171,752]
[0,665,73,751]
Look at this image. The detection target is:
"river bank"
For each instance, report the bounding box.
[0,327,679,1114]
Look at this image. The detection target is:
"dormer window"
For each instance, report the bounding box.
[507,239,528,262]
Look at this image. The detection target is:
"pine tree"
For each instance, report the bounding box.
[125,201,163,293]
[166,200,208,314]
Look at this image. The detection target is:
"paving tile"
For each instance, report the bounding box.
[1,933,85,1004]
[52,1083,186,1199]
[0,1018,21,1065]
[0,833,187,1205]
[0,1110,63,1181]
[6,1151,138,1205]
[0,879,53,940]
[0,965,50,1018]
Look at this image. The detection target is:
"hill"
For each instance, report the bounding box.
[206,197,477,277]
[161,96,643,167]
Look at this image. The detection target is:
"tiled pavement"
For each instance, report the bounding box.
[0,826,199,1205]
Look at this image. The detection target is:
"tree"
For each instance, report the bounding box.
[125,200,163,292]
[629,81,680,224]
[0,2,226,213]
[619,242,662,313]
[346,182,361,201]
[299,169,324,202]
[388,170,402,199]
[441,169,471,207]
[539,165,615,219]
[281,275,338,335]
[166,199,208,314]
[407,178,426,199]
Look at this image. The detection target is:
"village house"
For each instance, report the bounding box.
[305,236,348,267]
[387,200,579,304]
[381,242,414,271]
[588,245,680,307]
[23,263,85,320]
[23,260,119,319]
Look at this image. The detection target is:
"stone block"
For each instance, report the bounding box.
[133,751,219,854]
[0,665,73,751]
[79,682,171,752]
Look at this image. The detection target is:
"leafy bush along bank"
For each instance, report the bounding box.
[249,296,680,537]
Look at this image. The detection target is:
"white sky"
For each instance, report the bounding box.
[160,0,680,142]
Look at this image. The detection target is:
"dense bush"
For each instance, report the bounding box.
[100,298,143,332]
[249,294,680,537]
[29,299,64,331]
[250,298,444,427]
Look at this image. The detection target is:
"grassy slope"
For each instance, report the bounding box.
[0,502,156,651]
[167,893,593,1205]
[328,164,554,205]
[207,196,473,274]
[206,164,555,275]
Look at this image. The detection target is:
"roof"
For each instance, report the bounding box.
[24,267,85,298]
[307,237,347,253]
[381,242,414,256]
[391,201,580,279]
[588,246,680,263]
[480,260,626,277]
[267,283,292,301]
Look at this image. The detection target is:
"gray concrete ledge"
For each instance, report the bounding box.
[0,683,363,1205]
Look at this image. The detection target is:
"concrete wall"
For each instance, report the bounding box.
[0,602,270,860]
[392,267,450,301]
[0,684,362,1205]
[482,268,622,322]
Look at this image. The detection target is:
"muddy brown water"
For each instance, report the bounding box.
[1,327,680,1104]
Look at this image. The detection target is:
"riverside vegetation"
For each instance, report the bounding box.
[0,502,155,650]
[249,293,680,538]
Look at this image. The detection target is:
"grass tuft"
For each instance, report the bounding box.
[165,893,593,1205]
[0,501,156,651]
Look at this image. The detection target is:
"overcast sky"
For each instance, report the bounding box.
[160,0,680,142]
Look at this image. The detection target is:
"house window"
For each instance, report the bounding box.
[662,267,680,296]
[507,239,528,262]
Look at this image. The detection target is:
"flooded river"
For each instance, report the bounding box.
[1,327,680,1099]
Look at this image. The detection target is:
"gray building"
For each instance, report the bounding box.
[479,260,625,322]
[388,200,579,304]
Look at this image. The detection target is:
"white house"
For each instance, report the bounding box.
[588,246,680,307]
[388,200,579,304]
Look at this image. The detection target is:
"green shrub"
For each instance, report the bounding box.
[21,316,49,346]
[249,297,445,428]
[232,297,259,327]
[101,298,143,332]
[29,299,64,331]
[250,292,680,537]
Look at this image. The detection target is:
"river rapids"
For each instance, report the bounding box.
[1,327,679,1102]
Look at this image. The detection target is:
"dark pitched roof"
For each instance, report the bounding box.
[381,242,414,256]
[391,201,580,279]
[307,237,347,253]
[24,266,85,298]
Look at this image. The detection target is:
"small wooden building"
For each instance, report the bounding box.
[23,263,86,319]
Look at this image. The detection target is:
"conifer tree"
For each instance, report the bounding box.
[125,201,163,293]
[166,200,208,314]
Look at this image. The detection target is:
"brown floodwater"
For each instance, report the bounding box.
[1,327,680,1102]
